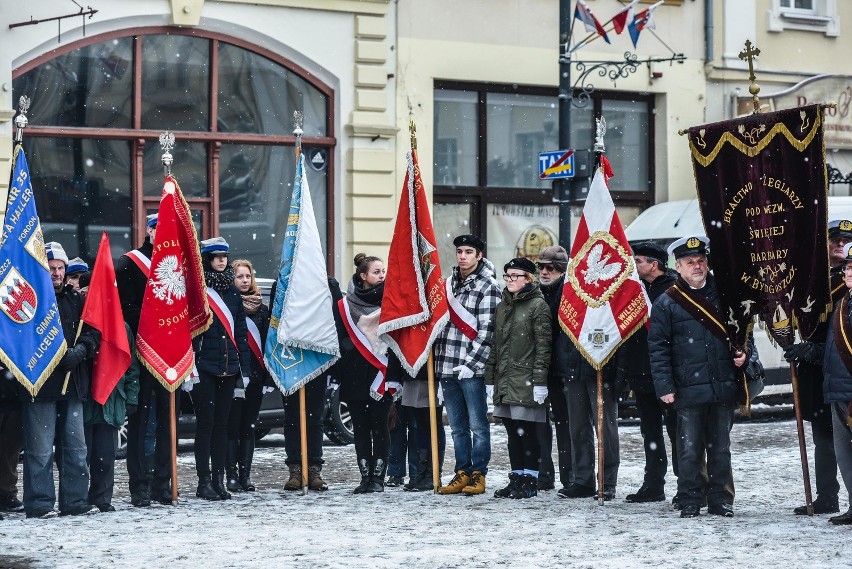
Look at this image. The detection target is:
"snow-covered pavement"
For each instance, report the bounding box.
[0,418,847,568]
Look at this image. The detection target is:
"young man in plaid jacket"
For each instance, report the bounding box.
[434,234,501,495]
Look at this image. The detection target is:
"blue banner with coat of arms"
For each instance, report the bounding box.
[0,146,67,396]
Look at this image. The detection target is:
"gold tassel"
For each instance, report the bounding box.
[740,403,751,418]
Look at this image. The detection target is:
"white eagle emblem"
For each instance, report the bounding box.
[150,255,186,306]
[581,243,622,285]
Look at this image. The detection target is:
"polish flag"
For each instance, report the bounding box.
[575,0,611,44]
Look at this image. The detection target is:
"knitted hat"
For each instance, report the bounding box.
[200,236,230,255]
[66,258,89,275]
[45,242,69,265]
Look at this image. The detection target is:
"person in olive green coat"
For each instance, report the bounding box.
[485,257,552,499]
[84,323,140,511]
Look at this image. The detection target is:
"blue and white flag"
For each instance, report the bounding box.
[264,154,339,395]
[0,146,67,395]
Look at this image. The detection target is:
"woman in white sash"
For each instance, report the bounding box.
[226,259,272,493]
[192,237,251,501]
[331,253,391,493]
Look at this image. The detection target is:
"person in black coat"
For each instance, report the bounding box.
[225,259,272,493]
[0,365,23,515]
[331,254,390,493]
[190,237,251,501]
[115,214,177,507]
[649,236,747,519]
[620,242,678,503]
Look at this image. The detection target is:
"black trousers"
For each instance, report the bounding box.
[349,397,392,461]
[677,402,735,507]
[191,373,236,479]
[811,412,840,499]
[566,374,620,490]
[388,402,416,477]
[283,378,326,466]
[635,390,679,489]
[411,406,446,455]
[503,417,542,472]
[0,407,22,499]
[126,369,179,495]
[85,422,117,506]
[537,374,572,486]
[228,380,263,444]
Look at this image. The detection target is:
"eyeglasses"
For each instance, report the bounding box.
[503,273,525,281]
[536,263,556,272]
[842,265,852,274]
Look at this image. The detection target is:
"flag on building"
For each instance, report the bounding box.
[558,161,650,368]
[0,145,67,396]
[628,0,664,47]
[84,232,132,405]
[378,145,449,375]
[575,0,611,44]
[264,154,339,395]
[611,0,639,34]
[135,176,211,391]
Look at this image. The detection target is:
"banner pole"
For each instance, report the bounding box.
[170,390,178,504]
[596,368,605,506]
[60,320,84,395]
[427,350,440,493]
[299,386,309,495]
[789,362,814,516]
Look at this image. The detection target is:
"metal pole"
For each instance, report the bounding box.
[557,0,574,250]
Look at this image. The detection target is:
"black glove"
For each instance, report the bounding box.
[58,344,88,372]
[783,342,818,363]
[125,404,137,417]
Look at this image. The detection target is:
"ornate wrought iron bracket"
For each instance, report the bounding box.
[828,164,852,187]
[559,51,686,108]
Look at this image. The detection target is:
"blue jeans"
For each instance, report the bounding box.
[22,398,90,515]
[440,376,491,475]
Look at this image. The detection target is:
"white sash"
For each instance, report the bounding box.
[245,317,266,370]
[445,278,478,340]
[125,250,151,278]
[207,287,238,351]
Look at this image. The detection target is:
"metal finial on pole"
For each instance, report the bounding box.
[409,120,417,151]
[159,132,175,177]
[293,111,304,159]
[14,95,31,143]
[594,116,607,154]
[738,39,762,114]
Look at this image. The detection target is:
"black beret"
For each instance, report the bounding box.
[504,257,538,275]
[632,241,668,267]
[453,234,485,252]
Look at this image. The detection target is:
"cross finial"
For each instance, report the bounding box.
[738,39,762,113]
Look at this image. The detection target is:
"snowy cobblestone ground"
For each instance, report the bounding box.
[0,418,847,568]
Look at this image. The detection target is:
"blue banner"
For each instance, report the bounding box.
[0,146,67,395]
[264,155,338,395]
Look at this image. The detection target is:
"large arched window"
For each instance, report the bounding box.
[13,29,335,278]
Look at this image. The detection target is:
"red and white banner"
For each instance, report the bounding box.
[340,298,394,400]
[136,176,211,391]
[125,250,151,278]
[207,287,238,351]
[558,158,650,369]
[377,147,449,375]
[445,278,477,341]
[245,317,265,370]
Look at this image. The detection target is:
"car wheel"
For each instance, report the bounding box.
[323,387,354,445]
[254,428,271,441]
[116,417,129,460]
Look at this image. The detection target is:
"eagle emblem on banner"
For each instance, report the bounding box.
[567,231,633,308]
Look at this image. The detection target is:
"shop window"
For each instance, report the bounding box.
[769,0,839,36]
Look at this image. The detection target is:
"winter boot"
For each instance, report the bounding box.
[494,472,521,498]
[308,465,328,491]
[283,465,303,491]
[367,458,388,493]
[625,484,665,503]
[238,437,256,491]
[510,474,538,499]
[437,470,470,495]
[212,470,231,500]
[226,441,242,493]
[196,475,223,501]
[353,458,372,494]
[461,471,486,496]
[405,450,434,492]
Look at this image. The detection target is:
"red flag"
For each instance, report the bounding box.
[378,147,449,375]
[558,163,650,369]
[136,176,211,391]
[611,0,639,34]
[81,232,132,405]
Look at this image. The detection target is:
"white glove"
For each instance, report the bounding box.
[437,383,444,406]
[533,386,548,404]
[181,380,194,393]
[485,384,494,401]
[262,386,277,394]
[386,381,402,395]
[242,376,250,388]
[453,365,475,380]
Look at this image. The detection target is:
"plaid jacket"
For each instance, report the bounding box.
[434,258,502,378]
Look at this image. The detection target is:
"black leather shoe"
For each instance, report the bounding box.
[671,494,682,510]
[0,494,24,512]
[537,477,555,491]
[96,504,116,513]
[708,503,734,517]
[150,490,174,505]
[557,483,596,498]
[829,509,852,525]
[680,504,700,518]
[385,475,404,487]
[130,492,151,507]
[794,496,839,515]
[625,485,666,503]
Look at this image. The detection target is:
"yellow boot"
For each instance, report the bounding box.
[437,471,470,495]
[461,471,486,495]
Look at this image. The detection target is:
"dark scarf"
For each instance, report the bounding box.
[205,265,235,295]
[241,290,263,315]
[345,276,385,354]
[539,274,565,321]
